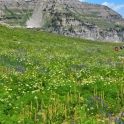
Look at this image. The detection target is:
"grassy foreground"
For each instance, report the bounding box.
[0,24,124,124]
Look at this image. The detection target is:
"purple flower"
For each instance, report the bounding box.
[108,113,112,122]
[115,116,119,123]
[121,112,124,117]
[101,99,104,107]
[16,66,25,73]
[121,112,124,123]
[34,60,40,65]
[39,68,46,73]
[95,96,102,101]
[3,59,8,63]
[106,104,108,109]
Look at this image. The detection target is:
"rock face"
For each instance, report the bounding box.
[0,0,37,9]
[0,0,124,42]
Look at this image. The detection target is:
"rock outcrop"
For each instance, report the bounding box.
[0,0,124,42]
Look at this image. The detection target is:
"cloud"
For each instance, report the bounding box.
[102,2,114,8]
[102,2,124,18]
[113,4,124,11]
[79,0,85,2]
[102,2,124,11]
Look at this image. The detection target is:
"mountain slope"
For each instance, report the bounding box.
[0,0,124,42]
[0,24,124,123]
[27,0,124,42]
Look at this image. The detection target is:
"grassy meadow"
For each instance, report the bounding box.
[0,24,124,124]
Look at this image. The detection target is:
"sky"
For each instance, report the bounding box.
[79,0,124,18]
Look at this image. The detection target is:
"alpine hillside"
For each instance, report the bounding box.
[0,0,124,42]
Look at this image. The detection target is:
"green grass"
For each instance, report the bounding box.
[0,24,124,124]
[68,10,119,30]
[3,7,33,26]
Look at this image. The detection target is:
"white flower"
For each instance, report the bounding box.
[51,98,55,100]
[87,108,89,111]
[8,95,11,98]
[0,99,4,102]
[9,103,12,106]
[34,96,38,100]
[32,91,35,94]
[16,107,19,109]
[8,89,12,91]
[26,84,29,87]
[18,121,21,123]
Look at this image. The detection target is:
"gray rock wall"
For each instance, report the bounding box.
[51,24,124,42]
[0,0,124,42]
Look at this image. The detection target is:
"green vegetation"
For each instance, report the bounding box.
[0,24,124,124]
[3,6,33,26]
[68,10,123,30]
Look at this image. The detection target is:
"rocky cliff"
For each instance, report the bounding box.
[0,0,124,42]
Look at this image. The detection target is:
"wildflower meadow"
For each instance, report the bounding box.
[0,24,124,124]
